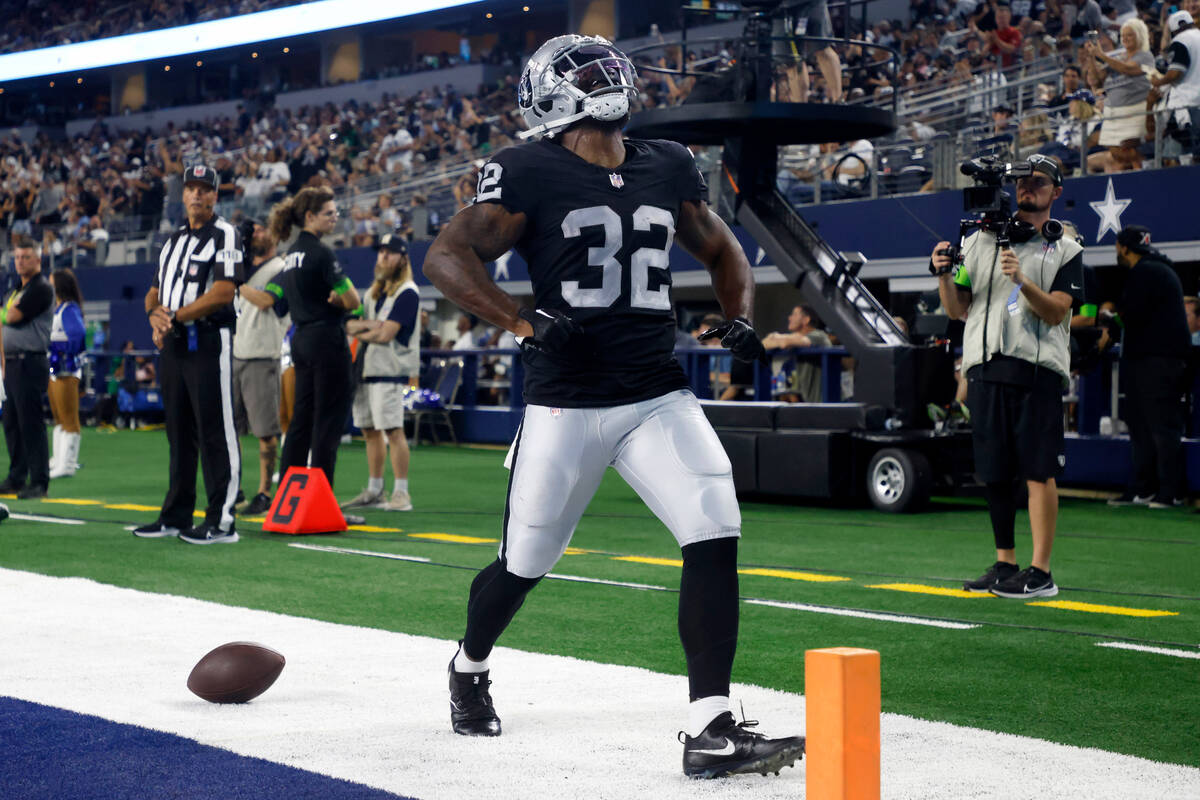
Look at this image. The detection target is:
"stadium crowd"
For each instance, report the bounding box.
[3,0,1200,262]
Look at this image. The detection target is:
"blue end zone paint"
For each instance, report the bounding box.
[0,696,413,800]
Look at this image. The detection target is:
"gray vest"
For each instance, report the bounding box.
[362,280,420,379]
[959,228,1082,381]
[4,276,53,353]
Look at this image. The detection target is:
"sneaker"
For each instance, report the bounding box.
[1107,492,1153,507]
[990,566,1058,599]
[0,479,23,494]
[179,523,240,545]
[241,492,272,516]
[17,485,47,500]
[132,520,182,539]
[448,653,501,736]
[962,560,1019,593]
[379,489,413,511]
[344,513,366,525]
[1148,496,1183,510]
[340,487,383,509]
[681,711,805,779]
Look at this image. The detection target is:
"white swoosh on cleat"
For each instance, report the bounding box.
[693,739,736,756]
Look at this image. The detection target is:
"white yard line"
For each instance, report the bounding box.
[9,513,85,525]
[288,542,431,563]
[1096,641,1200,660]
[0,568,1196,800]
[745,597,981,630]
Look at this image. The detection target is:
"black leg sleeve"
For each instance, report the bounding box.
[461,558,543,661]
[679,537,740,701]
[984,480,1018,551]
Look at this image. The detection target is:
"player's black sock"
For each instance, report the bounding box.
[678,537,739,701]
[984,480,1018,551]
[462,558,542,661]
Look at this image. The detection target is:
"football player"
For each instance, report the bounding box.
[424,34,805,779]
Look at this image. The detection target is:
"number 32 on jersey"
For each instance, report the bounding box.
[561,205,674,311]
[475,163,675,312]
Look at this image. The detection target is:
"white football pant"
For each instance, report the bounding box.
[501,389,741,579]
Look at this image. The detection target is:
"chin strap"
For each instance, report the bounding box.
[517,108,592,140]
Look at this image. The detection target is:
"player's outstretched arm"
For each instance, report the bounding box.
[424,203,534,338]
[676,199,753,322]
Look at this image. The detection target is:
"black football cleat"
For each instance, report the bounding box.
[681,711,805,779]
[448,656,501,736]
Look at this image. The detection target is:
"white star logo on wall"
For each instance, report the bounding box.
[1089,178,1131,243]
[492,251,512,281]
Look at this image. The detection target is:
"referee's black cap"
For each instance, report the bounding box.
[183,164,219,190]
[375,232,408,255]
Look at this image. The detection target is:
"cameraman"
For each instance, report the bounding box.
[933,155,1084,599]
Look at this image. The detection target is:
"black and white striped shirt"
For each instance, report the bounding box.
[153,215,244,327]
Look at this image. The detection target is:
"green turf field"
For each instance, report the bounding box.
[2,428,1197,767]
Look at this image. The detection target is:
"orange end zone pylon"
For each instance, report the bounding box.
[805,647,881,800]
[262,467,347,534]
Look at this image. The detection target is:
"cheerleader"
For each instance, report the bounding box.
[48,268,86,479]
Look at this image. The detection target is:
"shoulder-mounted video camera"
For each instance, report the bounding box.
[931,157,1060,275]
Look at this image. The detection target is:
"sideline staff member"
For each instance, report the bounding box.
[136,164,244,544]
[232,219,287,516]
[266,187,360,486]
[1108,225,1190,508]
[934,155,1083,599]
[0,235,54,499]
[342,233,419,512]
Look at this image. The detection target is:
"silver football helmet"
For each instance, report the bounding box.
[517,34,638,140]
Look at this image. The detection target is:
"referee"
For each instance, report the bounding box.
[265,187,360,487]
[135,164,244,545]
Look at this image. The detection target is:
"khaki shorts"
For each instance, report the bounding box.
[233,357,282,439]
[352,381,408,431]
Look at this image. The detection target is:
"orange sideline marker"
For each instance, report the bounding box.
[805,647,881,800]
[262,467,347,534]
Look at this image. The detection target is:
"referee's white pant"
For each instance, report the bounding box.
[158,327,240,532]
[501,389,741,579]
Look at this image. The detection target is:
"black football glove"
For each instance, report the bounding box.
[516,307,583,356]
[237,218,256,259]
[699,317,768,364]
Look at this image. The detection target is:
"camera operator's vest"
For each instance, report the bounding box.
[957,228,1082,381]
[361,280,420,380]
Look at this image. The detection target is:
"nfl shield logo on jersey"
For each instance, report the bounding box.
[609,173,624,189]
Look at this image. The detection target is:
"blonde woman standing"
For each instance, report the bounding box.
[1085,19,1154,171]
[342,233,420,512]
[48,268,86,479]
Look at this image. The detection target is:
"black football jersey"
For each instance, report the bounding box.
[475,137,706,407]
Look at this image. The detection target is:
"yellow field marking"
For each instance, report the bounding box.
[741,567,850,583]
[867,583,994,599]
[614,556,684,567]
[0,493,16,499]
[242,516,267,524]
[562,547,598,556]
[347,524,404,533]
[408,532,496,544]
[104,503,160,512]
[41,498,103,506]
[1028,600,1178,618]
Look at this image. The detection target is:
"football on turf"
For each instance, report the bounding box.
[187,641,286,703]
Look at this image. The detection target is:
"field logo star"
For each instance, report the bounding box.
[1089,178,1131,242]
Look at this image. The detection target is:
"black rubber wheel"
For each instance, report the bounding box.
[866,448,932,513]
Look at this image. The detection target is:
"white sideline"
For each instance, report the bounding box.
[0,568,1196,800]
